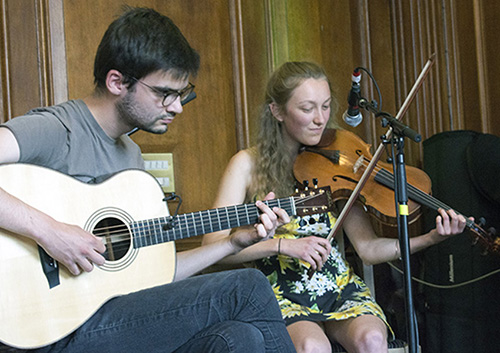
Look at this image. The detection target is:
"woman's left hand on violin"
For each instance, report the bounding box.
[435,208,470,238]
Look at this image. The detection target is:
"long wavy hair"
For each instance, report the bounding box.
[250,61,338,199]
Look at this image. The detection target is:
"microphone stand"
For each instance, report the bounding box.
[359,98,421,353]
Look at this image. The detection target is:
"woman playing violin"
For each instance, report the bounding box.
[202,61,468,353]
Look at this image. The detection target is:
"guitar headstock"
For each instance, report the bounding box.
[293,180,335,217]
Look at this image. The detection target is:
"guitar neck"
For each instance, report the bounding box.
[131,197,295,248]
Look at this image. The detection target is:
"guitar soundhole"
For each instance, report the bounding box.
[94,217,131,261]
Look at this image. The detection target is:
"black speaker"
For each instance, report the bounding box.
[420,130,500,353]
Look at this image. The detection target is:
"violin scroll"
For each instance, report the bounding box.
[468,220,500,256]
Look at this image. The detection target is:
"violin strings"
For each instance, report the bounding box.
[372,168,476,229]
[329,150,495,248]
[337,151,475,228]
[338,151,440,206]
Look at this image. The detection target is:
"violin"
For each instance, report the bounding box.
[294,128,500,255]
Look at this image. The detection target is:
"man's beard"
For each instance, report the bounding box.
[116,93,170,135]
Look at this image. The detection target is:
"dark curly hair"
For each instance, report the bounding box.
[93,6,200,90]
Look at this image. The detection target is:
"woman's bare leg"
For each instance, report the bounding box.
[287,320,332,353]
[324,315,388,353]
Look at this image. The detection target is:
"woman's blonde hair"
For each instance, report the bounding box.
[250,61,338,199]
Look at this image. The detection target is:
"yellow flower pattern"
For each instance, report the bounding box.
[255,212,394,338]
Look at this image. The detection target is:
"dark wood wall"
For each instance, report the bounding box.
[1,0,499,252]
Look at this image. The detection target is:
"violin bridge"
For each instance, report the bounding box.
[353,155,364,173]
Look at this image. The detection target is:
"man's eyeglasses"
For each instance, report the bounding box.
[128,76,195,107]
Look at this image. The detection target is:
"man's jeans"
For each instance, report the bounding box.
[34,268,296,352]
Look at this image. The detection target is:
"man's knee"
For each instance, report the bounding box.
[221,321,265,352]
[228,268,274,299]
[233,268,268,287]
[175,321,265,353]
[233,268,279,305]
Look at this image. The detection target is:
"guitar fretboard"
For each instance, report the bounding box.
[131,197,295,248]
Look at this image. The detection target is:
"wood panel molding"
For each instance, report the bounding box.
[47,0,67,105]
[266,0,289,69]
[0,0,59,123]
[0,0,11,123]
[472,0,489,131]
[229,0,250,150]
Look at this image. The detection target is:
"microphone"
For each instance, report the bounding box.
[342,69,363,127]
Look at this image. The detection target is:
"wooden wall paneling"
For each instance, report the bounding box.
[423,0,441,137]
[410,1,427,164]
[232,0,270,148]
[47,0,67,105]
[345,0,426,166]
[34,0,52,109]
[285,1,323,65]
[479,0,500,136]
[317,0,355,117]
[431,0,455,134]
[229,0,249,150]
[390,0,408,127]
[390,1,425,167]
[456,0,484,132]
[0,0,53,123]
[360,0,398,149]
[62,0,112,99]
[389,0,415,168]
[267,0,289,69]
[351,0,376,144]
[0,1,8,123]
[424,1,455,159]
[387,0,470,168]
[418,1,433,161]
[446,0,470,132]
[472,0,489,132]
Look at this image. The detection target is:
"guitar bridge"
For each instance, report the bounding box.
[38,246,60,289]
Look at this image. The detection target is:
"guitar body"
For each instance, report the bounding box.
[0,164,175,349]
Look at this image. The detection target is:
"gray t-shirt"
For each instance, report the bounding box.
[2,99,144,183]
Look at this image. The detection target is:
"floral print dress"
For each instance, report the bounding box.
[254,212,393,335]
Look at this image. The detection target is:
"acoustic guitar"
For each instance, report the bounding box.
[0,164,333,349]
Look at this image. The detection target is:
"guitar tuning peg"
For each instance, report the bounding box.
[479,217,486,227]
[302,180,309,190]
[312,178,318,188]
[488,227,497,236]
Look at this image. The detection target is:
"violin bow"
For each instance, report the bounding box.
[325,53,436,243]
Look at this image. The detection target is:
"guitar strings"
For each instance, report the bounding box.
[92,193,326,257]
